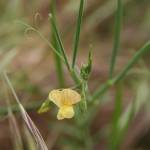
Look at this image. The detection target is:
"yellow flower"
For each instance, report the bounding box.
[49,89,81,120]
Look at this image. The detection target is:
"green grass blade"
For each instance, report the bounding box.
[109,83,123,150]
[51,0,65,87]
[109,0,123,79]
[49,14,71,71]
[92,41,150,102]
[72,0,84,68]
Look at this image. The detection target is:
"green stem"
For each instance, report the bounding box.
[92,41,150,102]
[72,0,84,68]
[49,14,71,71]
[53,37,65,87]
[109,83,123,150]
[70,69,81,85]
[109,0,123,79]
[51,0,65,87]
[1,44,149,120]
[81,80,88,110]
[17,21,65,63]
[49,13,82,85]
[0,100,43,117]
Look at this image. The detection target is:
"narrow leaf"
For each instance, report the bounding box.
[72,0,84,68]
[109,0,123,79]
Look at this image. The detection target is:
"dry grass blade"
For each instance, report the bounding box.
[2,77,23,150]
[8,110,24,150]
[3,72,48,150]
[23,124,37,150]
[0,50,17,74]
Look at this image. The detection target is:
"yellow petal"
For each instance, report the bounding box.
[49,89,64,107]
[49,89,81,107]
[57,105,74,120]
[62,89,81,105]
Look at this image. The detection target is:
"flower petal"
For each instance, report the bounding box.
[49,90,64,107]
[57,105,74,120]
[49,89,81,107]
[62,89,81,105]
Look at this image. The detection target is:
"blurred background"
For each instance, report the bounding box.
[0,0,150,149]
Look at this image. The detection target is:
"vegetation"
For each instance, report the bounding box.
[0,0,150,149]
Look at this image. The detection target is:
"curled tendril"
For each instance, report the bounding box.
[15,20,65,63]
[34,12,42,28]
[24,27,35,39]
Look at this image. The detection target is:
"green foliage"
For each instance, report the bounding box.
[51,0,65,88]
[0,0,150,149]
[38,99,52,114]
[72,0,84,68]
[80,50,92,81]
[49,13,71,71]
[109,0,123,79]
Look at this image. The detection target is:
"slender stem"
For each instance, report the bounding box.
[0,100,43,117]
[92,41,150,102]
[51,0,65,87]
[49,14,71,71]
[17,21,65,63]
[50,13,82,85]
[72,0,84,68]
[109,0,123,79]
[49,3,80,84]
[70,68,81,85]
[109,83,123,150]
[81,80,88,110]
[2,42,149,117]
[113,42,150,83]
[52,36,65,87]
[50,14,82,85]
